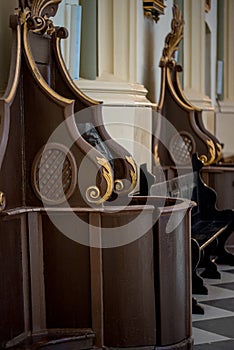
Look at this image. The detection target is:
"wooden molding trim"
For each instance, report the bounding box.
[143,0,166,22]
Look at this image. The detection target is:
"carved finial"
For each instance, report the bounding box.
[17,0,62,35]
[160,4,184,67]
[143,0,166,23]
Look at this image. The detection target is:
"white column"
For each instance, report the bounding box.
[98,0,113,77]
[223,0,234,101]
[216,0,234,154]
[98,0,137,83]
[77,0,154,175]
[128,0,138,82]
[113,0,130,81]
[184,0,206,98]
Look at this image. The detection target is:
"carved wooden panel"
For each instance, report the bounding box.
[32,143,77,205]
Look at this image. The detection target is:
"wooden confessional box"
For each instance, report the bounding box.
[154,5,234,205]
[0,1,193,350]
[154,5,234,248]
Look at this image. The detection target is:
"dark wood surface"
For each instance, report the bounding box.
[0,217,25,345]
[202,166,234,246]
[1,203,193,350]
[202,166,234,210]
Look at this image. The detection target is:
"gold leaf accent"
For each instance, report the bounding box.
[154,144,160,166]
[160,4,184,66]
[86,186,101,203]
[86,157,113,205]
[199,155,208,164]
[199,139,216,166]
[126,156,137,193]
[216,143,223,162]
[114,180,125,192]
[0,192,6,211]
[206,139,216,165]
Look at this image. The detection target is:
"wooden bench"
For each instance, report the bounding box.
[145,153,234,296]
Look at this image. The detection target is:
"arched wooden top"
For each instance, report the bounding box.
[155,4,222,167]
[0,0,138,210]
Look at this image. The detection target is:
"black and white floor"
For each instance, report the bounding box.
[193,260,234,349]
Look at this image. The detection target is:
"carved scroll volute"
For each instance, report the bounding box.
[92,116,138,196]
[112,156,137,196]
[86,157,114,205]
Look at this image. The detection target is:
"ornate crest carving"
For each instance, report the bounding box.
[160,4,184,66]
[18,0,62,35]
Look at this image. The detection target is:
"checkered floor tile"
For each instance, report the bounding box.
[193,264,234,349]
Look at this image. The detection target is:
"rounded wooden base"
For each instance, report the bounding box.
[103,336,194,350]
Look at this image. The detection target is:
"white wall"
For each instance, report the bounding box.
[215,0,234,155]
